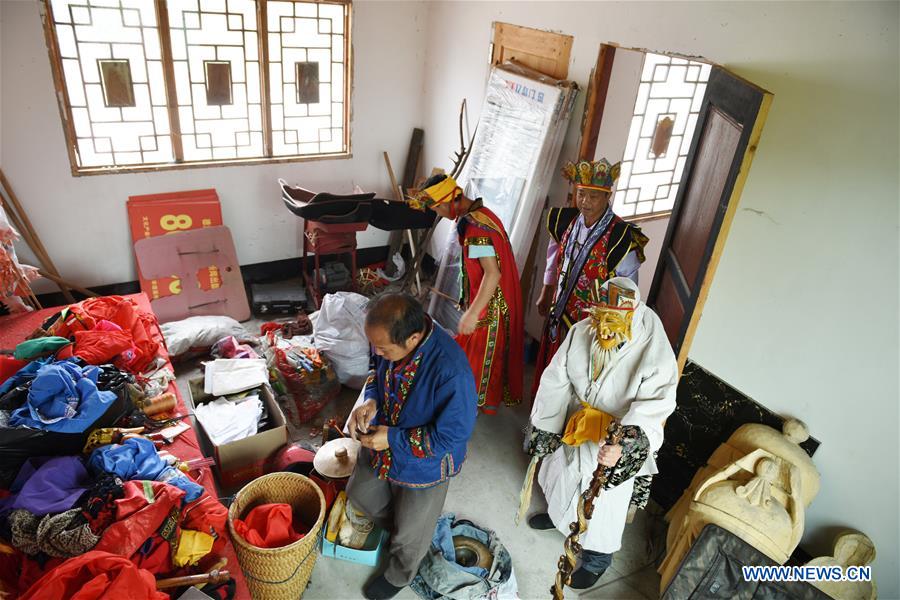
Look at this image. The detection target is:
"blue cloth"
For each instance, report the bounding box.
[88,437,204,503]
[8,360,117,434]
[365,321,477,488]
[0,359,48,396]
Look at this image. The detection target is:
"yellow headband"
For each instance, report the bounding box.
[408,176,459,210]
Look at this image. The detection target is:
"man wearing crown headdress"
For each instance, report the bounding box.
[533,158,649,394]
[409,173,524,415]
[521,277,677,589]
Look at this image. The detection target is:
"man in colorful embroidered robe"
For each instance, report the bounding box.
[347,293,477,600]
[409,173,524,414]
[533,158,649,393]
[524,277,677,589]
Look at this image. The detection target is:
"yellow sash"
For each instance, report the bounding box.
[562,403,615,446]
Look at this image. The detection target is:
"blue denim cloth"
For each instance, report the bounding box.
[431,513,488,579]
[410,513,514,600]
[580,549,612,575]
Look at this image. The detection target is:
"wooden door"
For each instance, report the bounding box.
[647,67,773,372]
[490,22,572,80]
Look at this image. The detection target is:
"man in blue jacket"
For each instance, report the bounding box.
[348,293,477,600]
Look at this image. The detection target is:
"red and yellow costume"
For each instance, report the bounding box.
[410,176,524,413]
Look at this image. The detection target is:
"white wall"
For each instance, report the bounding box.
[0,0,428,291]
[419,2,899,596]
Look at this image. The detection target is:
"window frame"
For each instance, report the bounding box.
[40,0,353,177]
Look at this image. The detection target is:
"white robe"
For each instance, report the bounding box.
[530,277,678,553]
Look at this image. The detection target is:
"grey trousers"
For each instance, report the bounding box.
[346,448,450,587]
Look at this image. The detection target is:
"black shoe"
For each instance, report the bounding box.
[528,513,555,530]
[363,575,404,600]
[568,565,606,589]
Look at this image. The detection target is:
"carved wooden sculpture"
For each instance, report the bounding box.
[807,531,877,600]
[659,447,810,591]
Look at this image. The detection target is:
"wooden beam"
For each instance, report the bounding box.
[258,0,273,157]
[401,128,424,190]
[0,169,75,303]
[37,270,99,298]
[155,0,184,161]
[578,44,616,161]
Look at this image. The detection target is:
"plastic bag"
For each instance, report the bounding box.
[160,315,249,356]
[313,292,370,389]
[261,332,340,426]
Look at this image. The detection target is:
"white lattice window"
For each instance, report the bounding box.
[42,0,351,175]
[613,53,711,218]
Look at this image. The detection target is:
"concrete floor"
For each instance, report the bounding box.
[301,386,666,600]
[175,328,666,600]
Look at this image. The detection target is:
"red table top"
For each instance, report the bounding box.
[0,293,251,599]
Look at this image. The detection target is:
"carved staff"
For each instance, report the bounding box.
[551,421,625,599]
[156,569,230,590]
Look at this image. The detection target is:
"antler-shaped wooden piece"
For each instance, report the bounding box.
[449,99,476,179]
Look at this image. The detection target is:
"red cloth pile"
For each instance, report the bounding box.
[46,296,161,372]
[233,503,307,548]
[18,551,168,600]
[0,355,27,385]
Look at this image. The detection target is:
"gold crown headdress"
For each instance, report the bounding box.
[560,158,621,191]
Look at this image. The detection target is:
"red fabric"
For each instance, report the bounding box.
[310,474,340,512]
[73,329,134,364]
[0,550,64,599]
[0,355,27,385]
[94,480,184,561]
[19,551,167,600]
[455,206,524,412]
[233,503,306,548]
[51,296,161,373]
[181,495,229,555]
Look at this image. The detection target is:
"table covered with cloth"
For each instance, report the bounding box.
[0,293,251,599]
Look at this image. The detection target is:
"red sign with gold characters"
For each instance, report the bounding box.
[127,189,223,300]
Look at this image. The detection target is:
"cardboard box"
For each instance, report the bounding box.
[187,377,287,488]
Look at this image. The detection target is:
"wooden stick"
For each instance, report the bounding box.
[551,422,624,599]
[0,169,75,302]
[156,569,230,590]
[37,269,98,298]
[383,152,421,294]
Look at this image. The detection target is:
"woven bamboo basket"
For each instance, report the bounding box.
[228,472,326,599]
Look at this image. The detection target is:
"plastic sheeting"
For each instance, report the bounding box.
[430,63,577,330]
